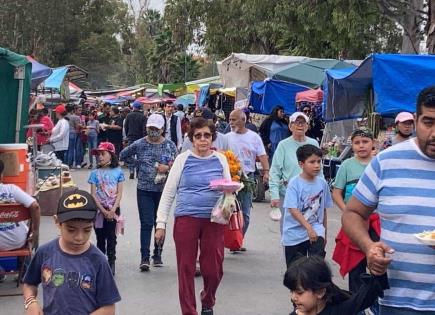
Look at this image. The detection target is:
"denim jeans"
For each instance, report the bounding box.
[66,133,82,167]
[87,134,98,167]
[237,188,252,236]
[137,189,163,260]
[379,305,433,315]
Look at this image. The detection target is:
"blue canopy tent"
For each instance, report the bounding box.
[26,56,52,89]
[44,67,68,89]
[323,54,435,122]
[250,79,309,115]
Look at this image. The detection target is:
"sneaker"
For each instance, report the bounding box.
[201,308,213,315]
[81,162,87,168]
[140,258,150,272]
[152,256,163,267]
[76,165,81,169]
[88,165,93,169]
[230,247,246,253]
[109,261,115,276]
[129,173,135,179]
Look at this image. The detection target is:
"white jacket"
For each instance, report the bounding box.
[49,118,69,151]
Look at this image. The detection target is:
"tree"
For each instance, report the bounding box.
[377,0,426,53]
[426,0,435,53]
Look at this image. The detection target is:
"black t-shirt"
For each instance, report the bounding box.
[107,116,124,144]
[289,274,388,315]
[98,114,111,141]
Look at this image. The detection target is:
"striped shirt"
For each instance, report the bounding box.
[353,139,435,311]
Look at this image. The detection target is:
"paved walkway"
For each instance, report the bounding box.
[0,168,346,314]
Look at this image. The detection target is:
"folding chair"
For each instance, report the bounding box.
[0,204,32,296]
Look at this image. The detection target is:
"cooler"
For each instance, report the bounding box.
[0,144,30,192]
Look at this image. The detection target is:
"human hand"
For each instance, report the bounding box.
[270,199,280,208]
[262,171,269,184]
[155,229,166,245]
[28,231,39,250]
[366,242,394,276]
[25,301,43,315]
[307,227,318,243]
[157,164,170,173]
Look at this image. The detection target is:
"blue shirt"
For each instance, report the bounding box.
[269,120,290,155]
[282,175,333,246]
[119,138,177,192]
[175,154,224,218]
[23,239,121,315]
[353,139,435,311]
[88,167,125,209]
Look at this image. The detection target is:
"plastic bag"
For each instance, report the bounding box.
[269,207,282,221]
[211,193,236,225]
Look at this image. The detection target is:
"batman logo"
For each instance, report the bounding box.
[63,194,88,209]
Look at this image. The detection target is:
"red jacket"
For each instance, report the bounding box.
[333,213,381,277]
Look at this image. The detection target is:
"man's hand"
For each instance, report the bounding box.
[270,199,280,208]
[307,226,318,243]
[155,228,166,245]
[262,171,269,184]
[25,301,43,315]
[28,231,39,250]
[366,242,394,276]
[157,164,170,173]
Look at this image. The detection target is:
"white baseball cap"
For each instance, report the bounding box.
[395,112,414,123]
[289,112,310,123]
[146,114,165,129]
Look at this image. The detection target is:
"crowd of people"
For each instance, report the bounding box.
[0,85,434,315]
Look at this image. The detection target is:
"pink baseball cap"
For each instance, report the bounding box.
[92,142,116,155]
[395,112,414,123]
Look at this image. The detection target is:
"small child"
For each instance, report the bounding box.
[282,144,333,268]
[284,256,388,315]
[88,142,125,275]
[22,190,121,314]
[86,111,99,169]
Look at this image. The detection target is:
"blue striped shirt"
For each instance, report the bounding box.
[353,139,435,311]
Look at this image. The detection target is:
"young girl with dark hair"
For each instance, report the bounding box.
[284,256,388,315]
[88,142,125,275]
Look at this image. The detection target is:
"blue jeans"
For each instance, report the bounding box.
[379,305,433,315]
[87,134,98,167]
[66,133,80,167]
[137,189,163,260]
[237,174,254,235]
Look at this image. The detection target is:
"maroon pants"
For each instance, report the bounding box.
[174,216,225,315]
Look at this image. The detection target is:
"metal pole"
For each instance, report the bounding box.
[15,78,24,143]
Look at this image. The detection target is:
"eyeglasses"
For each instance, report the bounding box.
[292,120,307,126]
[193,132,212,140]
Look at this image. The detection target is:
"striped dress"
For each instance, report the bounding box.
[353,139,435,311]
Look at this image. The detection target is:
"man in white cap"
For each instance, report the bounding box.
[269,111,320,233]
[120,113,178,271]
[392,111,414,145]
[226,109,269,248]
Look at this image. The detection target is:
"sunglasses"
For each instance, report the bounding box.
[292,120,307,126]
[193,132,212,140]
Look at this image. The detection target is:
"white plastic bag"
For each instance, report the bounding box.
[269,207,282,221]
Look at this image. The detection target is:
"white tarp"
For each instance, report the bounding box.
[217,53,309,88]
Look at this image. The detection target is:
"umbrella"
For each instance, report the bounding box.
[26,56,52,89]
[174,94,196,106]
[273,59,355,88]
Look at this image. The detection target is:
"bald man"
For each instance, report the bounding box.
[226,110,269,247]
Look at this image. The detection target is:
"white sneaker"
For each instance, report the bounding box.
[76,165,81,169]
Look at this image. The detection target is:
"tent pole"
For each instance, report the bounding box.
[15,78,24,143]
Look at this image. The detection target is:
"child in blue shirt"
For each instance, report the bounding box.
[283,144,333,268]
[23,190,121,315]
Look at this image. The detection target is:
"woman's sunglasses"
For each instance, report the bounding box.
[193,132,212,140]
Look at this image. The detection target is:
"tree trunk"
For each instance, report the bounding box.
[401,0,423,54]
[427,0,435,54]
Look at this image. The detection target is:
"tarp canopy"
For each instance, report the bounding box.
[175,94,196,106]
[186,76,220,93]
[250,79,309,115]
[0,47,31,143]
[218,53,309,88]
[44,67,68,89]
[158,83,186,96]
[296,89,324,103]
[273,59,355,88]
[323,54,435,122]
[26,56,52,89]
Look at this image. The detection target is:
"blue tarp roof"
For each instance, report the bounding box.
[323,54,435,122]
[27,56,52,89]
[250,79,309,115]
[44,66,68,89]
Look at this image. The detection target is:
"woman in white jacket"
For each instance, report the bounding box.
[49,104,69,163]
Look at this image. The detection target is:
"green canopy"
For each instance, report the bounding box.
[158,83,186,96]
[272,59,355,88]
[0,47,31,143]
